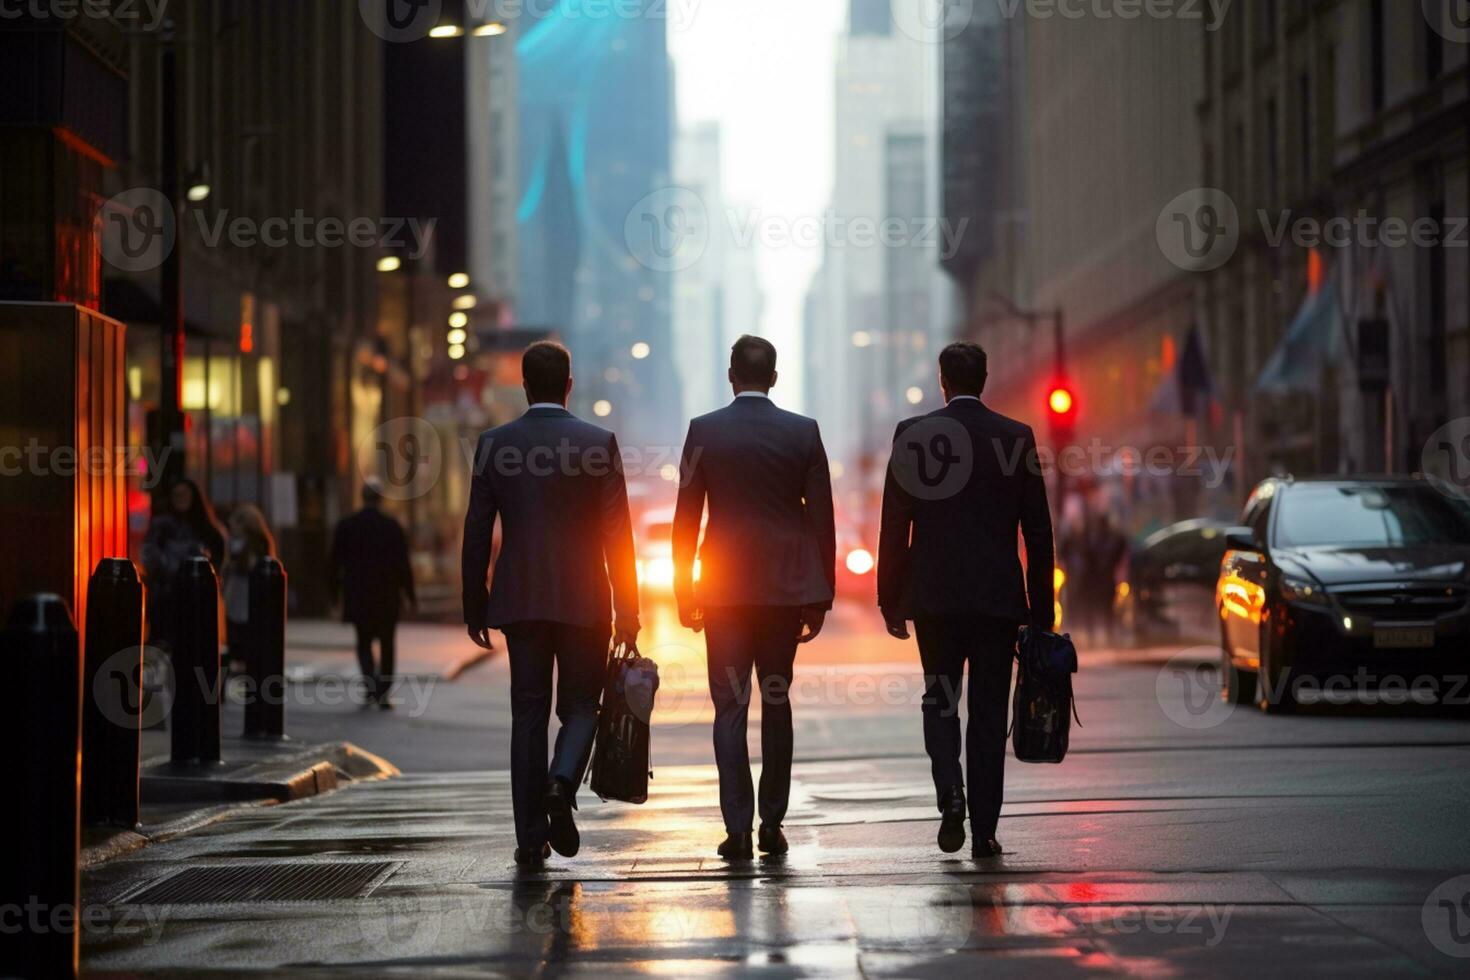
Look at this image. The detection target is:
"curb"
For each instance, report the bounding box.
[80,741,397,869]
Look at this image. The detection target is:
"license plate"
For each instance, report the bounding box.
[1373,627,1435,649]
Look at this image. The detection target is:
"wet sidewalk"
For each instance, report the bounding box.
[79,750,1467,976]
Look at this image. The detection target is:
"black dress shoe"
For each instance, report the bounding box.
[937,788,967,854]
[545,779,580,857]
[717,832,754,861]
[514,842,551,868]
[971,837,1003,859]
[757,825,788,855]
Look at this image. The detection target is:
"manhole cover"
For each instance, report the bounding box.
[118,861,399,904]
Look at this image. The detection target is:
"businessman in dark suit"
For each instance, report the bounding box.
[331,480,416,707]
[462,341,640,869]
[878,341,1055,860]
[673,335,836,861]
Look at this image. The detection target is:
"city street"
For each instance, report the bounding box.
[81,600,1470,975]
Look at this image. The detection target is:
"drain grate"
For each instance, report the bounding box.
[119,861,399,904]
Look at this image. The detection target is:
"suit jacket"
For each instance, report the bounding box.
[673,396,836,612]
[331,507,415,625]
[877,398,1055,627]
[461,406,639,631]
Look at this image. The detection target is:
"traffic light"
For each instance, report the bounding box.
[1047,381,1077,443]
[1048,385,1074,418]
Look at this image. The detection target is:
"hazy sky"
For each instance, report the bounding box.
[668,0,847,407]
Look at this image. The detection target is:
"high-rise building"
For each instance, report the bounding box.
[806,0,943,500]
[673,121,765,418]
[850,0,894,37]
[1199,0,1469,480]
[509,4,680,444]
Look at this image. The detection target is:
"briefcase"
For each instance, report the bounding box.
[1010,627,1079,764]
[588,640,660,804]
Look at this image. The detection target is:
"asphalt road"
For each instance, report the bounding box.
[91,598,1470,975]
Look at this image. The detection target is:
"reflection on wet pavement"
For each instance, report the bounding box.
[80,754,1463,977]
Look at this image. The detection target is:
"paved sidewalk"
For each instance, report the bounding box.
[80,749,1469,976]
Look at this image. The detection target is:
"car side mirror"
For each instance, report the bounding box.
[1224,528,1260,552]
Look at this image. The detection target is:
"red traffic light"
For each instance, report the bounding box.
[1047,385,1076,418]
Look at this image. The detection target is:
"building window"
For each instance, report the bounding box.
[1426,13,1443,82]
[1256,0,1277,52]
[1369,0,1386,113]
[1264,98,1279,202]
[1298,73,1311,190]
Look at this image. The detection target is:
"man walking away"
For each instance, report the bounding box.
[673,335,836,861]
[331,480,416,708]
[878,342,1055,860]
[462,341,640,869]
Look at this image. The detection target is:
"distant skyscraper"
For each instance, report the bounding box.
[509,5,680,442]
[850,0,893,36]
[806,3,944,472]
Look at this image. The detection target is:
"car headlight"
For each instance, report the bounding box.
[1280,574,1329,606]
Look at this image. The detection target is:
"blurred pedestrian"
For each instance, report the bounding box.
[141,478,227,652]
[222,504,277,674]
[1080,509,1128,647]
[331,480,416,708]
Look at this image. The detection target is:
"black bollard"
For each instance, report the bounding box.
[244,556,288,739]
[0,594,81,979]
[170,556,222,766]
[82,558,145,829]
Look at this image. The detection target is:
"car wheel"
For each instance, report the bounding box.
[1220,631,1256,705]
[1255,628,1296,714]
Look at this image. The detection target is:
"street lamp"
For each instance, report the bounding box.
[429,24,464,38]
[448,312,468,329]
[906,386,924,405]
[185,163,211,202]
[447,272,470,289]
[377,256,402,273]
[473,22,508,36]
[593,399,613,417]
[630,341,651,360]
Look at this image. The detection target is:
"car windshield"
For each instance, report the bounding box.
[1274,486,1470,548]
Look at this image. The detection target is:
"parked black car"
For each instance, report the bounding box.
[1217,477,1470,712]
[1125,518,1233,642]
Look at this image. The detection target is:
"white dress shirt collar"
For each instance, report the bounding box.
[735,391,770,399]
[948,395,981,404]
[528,402,566,411]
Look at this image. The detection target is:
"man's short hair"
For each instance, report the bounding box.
[730,334,777,386]
[522,341,571,404]
[939,342,988,396]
